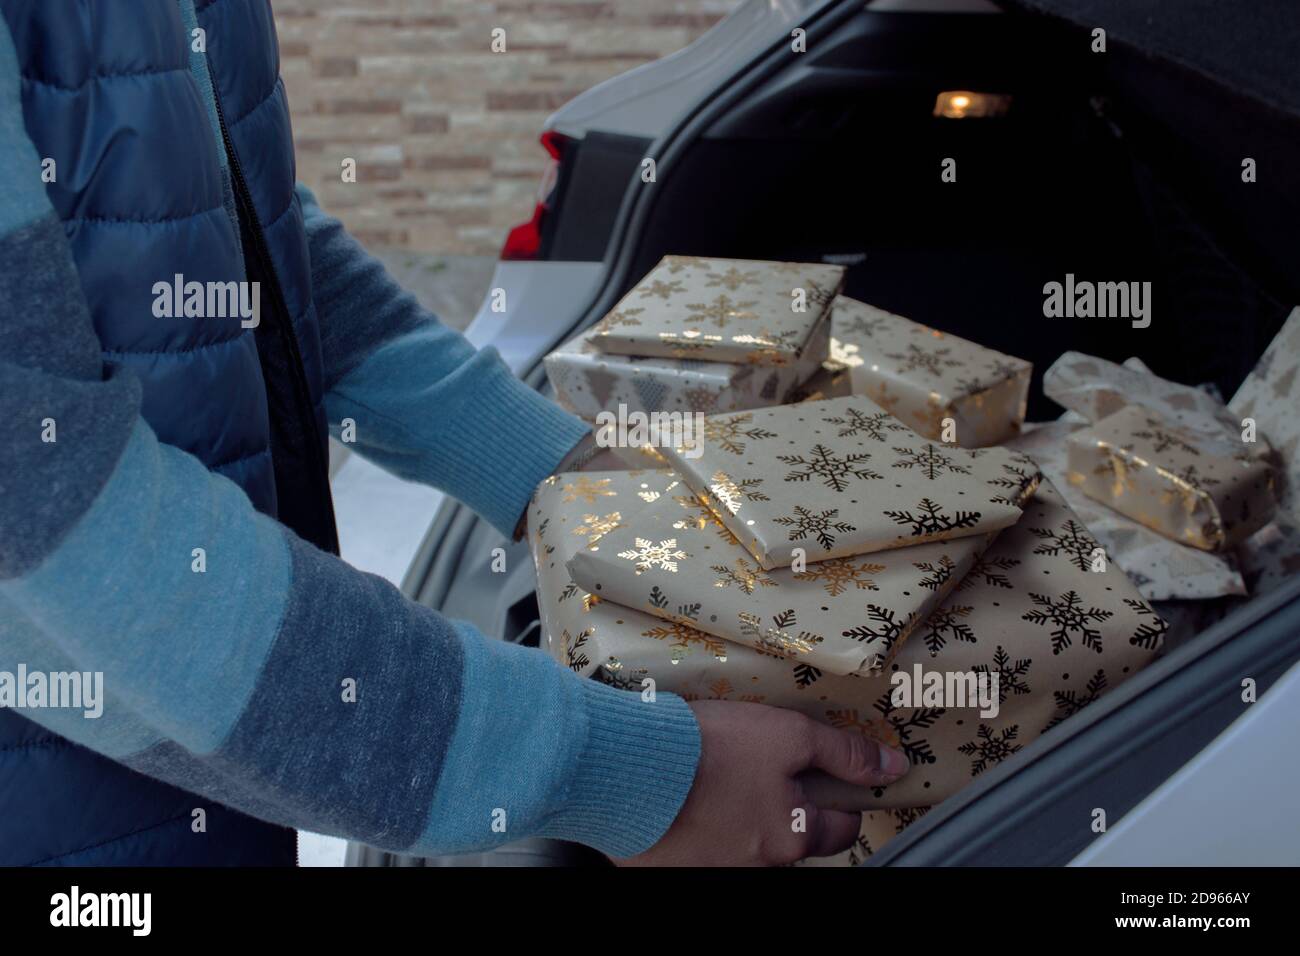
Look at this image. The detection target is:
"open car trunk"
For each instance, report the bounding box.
[374,0,1300,866]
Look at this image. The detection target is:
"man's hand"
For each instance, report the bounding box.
[618,700,909,866]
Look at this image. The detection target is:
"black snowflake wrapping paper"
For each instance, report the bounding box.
[528,470,1165,863]
[660,395,1042,569]
[1066,404,1276,553]
[544,309,829,422]
[830,297,1032,447]
[589,255,843,366]
[564,471,996,676]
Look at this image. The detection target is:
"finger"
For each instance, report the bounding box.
[804,719,909,786]
[802,806,864,860]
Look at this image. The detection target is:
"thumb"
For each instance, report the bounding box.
[805,720,910,787]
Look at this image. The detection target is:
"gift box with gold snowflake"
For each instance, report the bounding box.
[831,296,1031,447]
[564,471,997,676]
[660,395,1042,568]
[588,255,843,366]
[543,309,829,422]
[527,470,1165,859]
[1066,404,1275,552]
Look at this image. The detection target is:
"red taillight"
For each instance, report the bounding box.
[500,131,568,261]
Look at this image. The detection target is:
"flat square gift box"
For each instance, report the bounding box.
[528,471,1166,853]
[565,472,997,676]
[1066,404,1276,552]
[589,255,844,366]
[832,296,1032,447]
[544,308,830,422]
[660,395,1042,568]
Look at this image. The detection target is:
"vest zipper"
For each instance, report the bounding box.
[210,84,340,556]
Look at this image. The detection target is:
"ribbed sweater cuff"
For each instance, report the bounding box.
[420,361,590,536]
[538,680,701,859]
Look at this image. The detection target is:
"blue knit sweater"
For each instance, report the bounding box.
[0,13,699,860]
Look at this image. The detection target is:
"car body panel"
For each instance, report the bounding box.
[1070,658,1300,867]
[464,260,605,375]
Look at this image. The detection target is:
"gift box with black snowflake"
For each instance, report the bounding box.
[660,395,1042,568]
[830,296,1032,447]
[1066,404,1276,552]
[528,471,1164,835]
[544,310,829,422]
[588,255,843,366]
[564,471,997,676]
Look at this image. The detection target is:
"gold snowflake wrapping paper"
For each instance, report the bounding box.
[544,311,829,422]
[1067,404,1275,552]
[1009,421,1247,600]
[1045,350,1270,455]
[589,255,843,366]
[830,296,1032,447]
[660,395,1042,569]
[1229,306,1300,594]
[529,472,1165,827]
[565,472,995,676]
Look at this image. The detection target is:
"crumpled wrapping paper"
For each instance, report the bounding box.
[529,472,1165,832]
[831,297,1032,447]
[1007,421,1247,600]
[590,255,843,366]
[1045,350,1268,455]
[1029,350,1274,599]
[1066,404,1275,552]
[564,471,995,676]
[660,395,1041,568]
[544,311,829,422]
[1230,306,1300,595]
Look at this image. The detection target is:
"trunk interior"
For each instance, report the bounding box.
[622,10,1296,422]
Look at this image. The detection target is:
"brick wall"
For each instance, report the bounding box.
[277,1,734,255]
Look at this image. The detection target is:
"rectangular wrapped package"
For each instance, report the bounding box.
[1009,421,1247,600]
[589,255,844,366]
[529,472,1165,838]
[564,471,996,676]
[544,308,830,421]
[1066,404,1275,552]
[832,297,1031,447]
[660,395,1042,568]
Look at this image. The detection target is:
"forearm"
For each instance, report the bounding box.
[299,185,589,536]
[3,410,698,857]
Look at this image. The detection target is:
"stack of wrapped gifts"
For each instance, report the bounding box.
[528,396,1168,865]
[526,257,1300,865]
[544,255,845,420]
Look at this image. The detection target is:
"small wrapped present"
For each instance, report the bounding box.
[564,471,995,676]
[529,473,1164,832]
[660,395,1041,568]
[1009,421,1247,600]
[1066,404,1275,552]
[544,310,830,421]
[589,255,844,366]
[831,297,1031,447]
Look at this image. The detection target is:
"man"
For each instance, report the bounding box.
[0,0,908,866]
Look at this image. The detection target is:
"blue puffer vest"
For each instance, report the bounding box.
[1,0,337,865]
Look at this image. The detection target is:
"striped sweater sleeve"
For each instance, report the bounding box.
[297,185,591,538]
[0,22,699,860]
